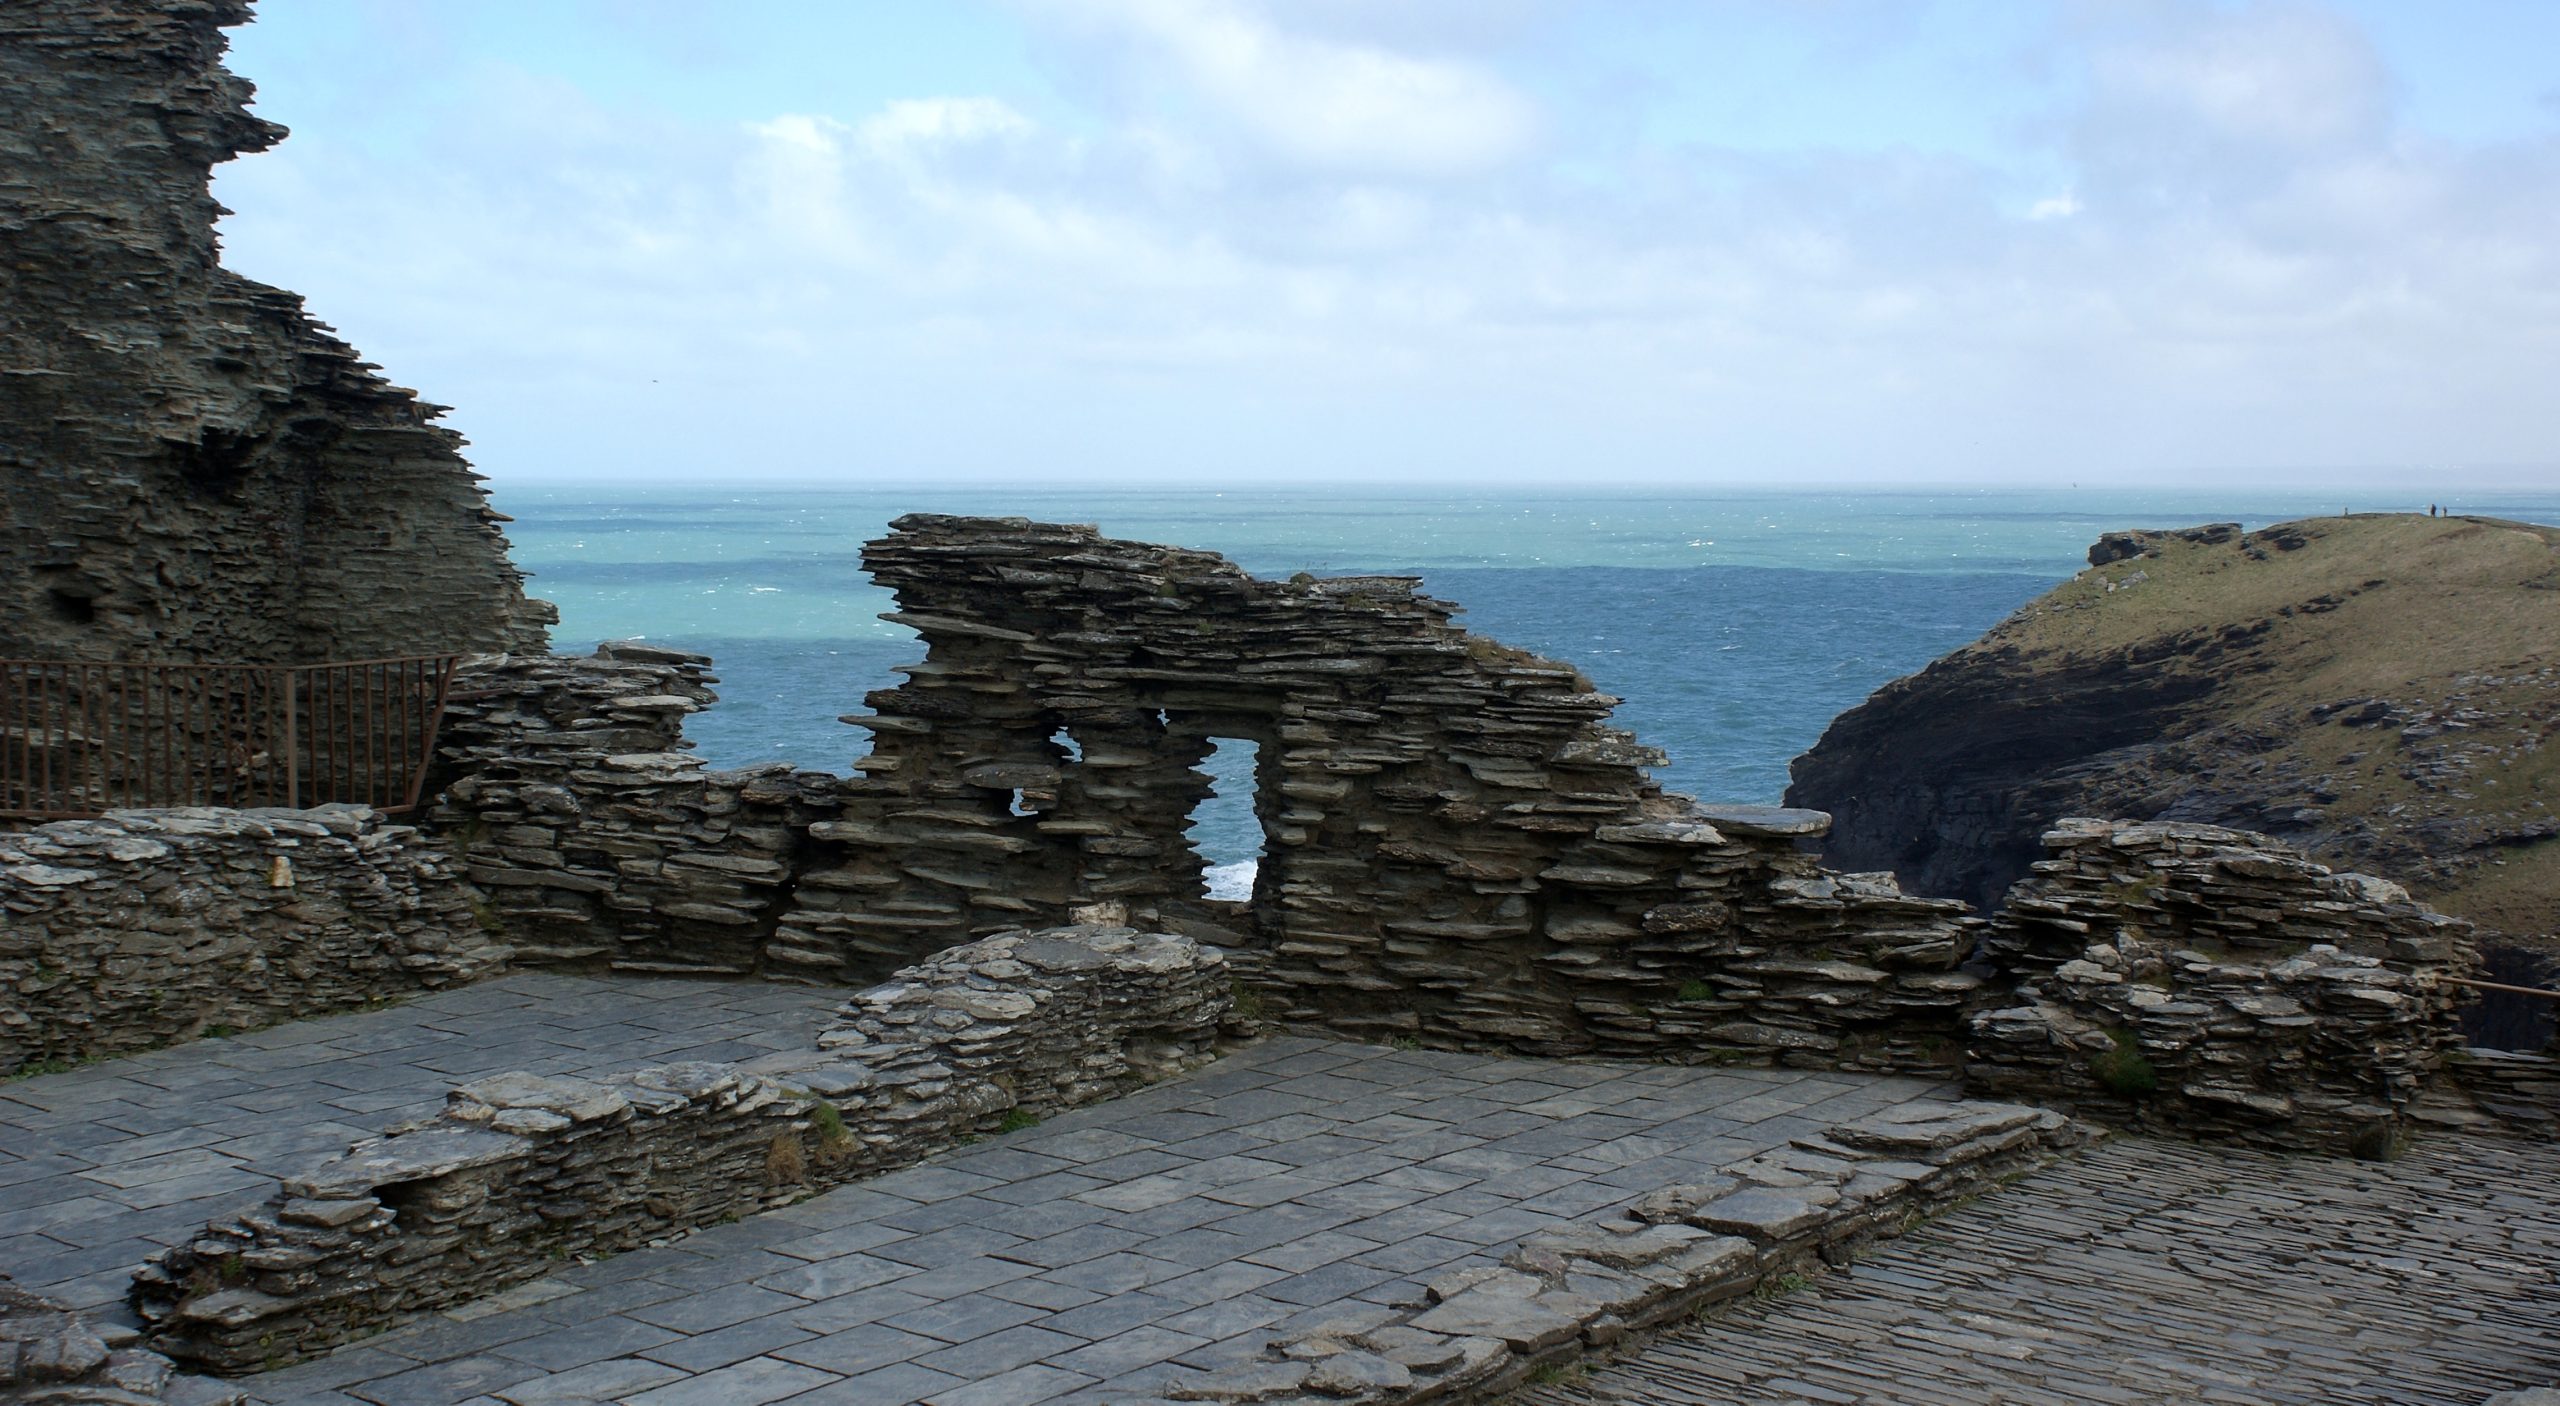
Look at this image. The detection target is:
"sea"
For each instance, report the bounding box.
[492,484,2560,893]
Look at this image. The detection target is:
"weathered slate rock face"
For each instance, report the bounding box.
[0,0,547,663]
[1965,819,2477,1154]
[0,805,505,1075]
[131,925,1230,1373]
[769,514,1981,1067]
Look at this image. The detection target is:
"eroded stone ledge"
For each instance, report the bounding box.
[129,925,1231,1374]
[1146,1100,2087,1405]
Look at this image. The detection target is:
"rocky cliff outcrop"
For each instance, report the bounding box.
[1787,514,2560,1041]
[0,0,548,663]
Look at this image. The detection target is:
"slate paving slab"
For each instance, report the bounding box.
[1518,1131,2560,1406]
[187,1034,1953,1405]
[0,972,845,1320]
[8,984,2023,1406]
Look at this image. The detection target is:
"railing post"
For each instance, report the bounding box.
[283,665,300,810]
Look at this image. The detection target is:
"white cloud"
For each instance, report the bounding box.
[1057,0,1537,175]
[2084,3,2390,152]
[206,2,2560,486]
[856,97,1033,154]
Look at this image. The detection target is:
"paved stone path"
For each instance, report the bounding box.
[1518,1131,2560,1406]
[199,1033,1946,1406]
[0,973,846,1320]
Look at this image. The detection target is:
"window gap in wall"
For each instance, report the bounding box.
[1189,736,1264,902]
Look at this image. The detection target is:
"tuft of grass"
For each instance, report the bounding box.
[1754,1270,1812,1300]
[765,1132,809,1186]
[2089,1027,2159,1097]
[999,1108,1040,1134]
[1229,980,1266,1022]
[1390,1035,1423,1051]
[808,1101,849,1142]
[1675,979,1715,1003]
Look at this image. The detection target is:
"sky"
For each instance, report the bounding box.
[211,0,2560,488]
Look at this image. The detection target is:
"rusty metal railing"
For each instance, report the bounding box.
[0,655,460,820]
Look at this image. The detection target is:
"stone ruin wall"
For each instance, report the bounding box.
[770,514,1988,1072]
[412,516,2492,1156]
[0,0,547,664]
[0,510,2499,1154]
[423,517,1995,1076]
[132,925,1230,1374]
[0,805,507,1076]
[1968,818,2478,1152]
[427,643,840,973]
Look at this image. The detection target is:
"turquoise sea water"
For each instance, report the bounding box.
[492,484,2560,868]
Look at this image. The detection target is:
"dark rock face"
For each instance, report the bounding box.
[0,0,548,663]
[1781,635,2229,915]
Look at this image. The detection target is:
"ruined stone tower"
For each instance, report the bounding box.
[0,0,549,663]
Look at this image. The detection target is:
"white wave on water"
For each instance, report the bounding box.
[1205,860,1258,902]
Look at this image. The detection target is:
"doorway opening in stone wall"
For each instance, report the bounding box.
[1188,736,1267,906]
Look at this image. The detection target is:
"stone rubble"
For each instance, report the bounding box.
[0,1277,238,1406]
[128,925,1229,1374]
[0,805,505,1075]
[1964,818,2477,1153]
[1145,1099,2086,1405]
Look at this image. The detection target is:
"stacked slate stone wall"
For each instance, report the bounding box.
[429,644,841,972]
[132,926,1230,1373]
[1965,819,2477,1154]
[766,514,1981,1070]
[0,806,505,1075]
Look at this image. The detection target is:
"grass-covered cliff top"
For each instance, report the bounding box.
[1975,512,2559,933]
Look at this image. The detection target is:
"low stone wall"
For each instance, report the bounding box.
[1150,1099,2086,1405]
[431,644,840,972]
[1,1277,236,1405]
[1965,819,2476,1154]
[131,926,1230,1373]
[0,806,504,1075]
